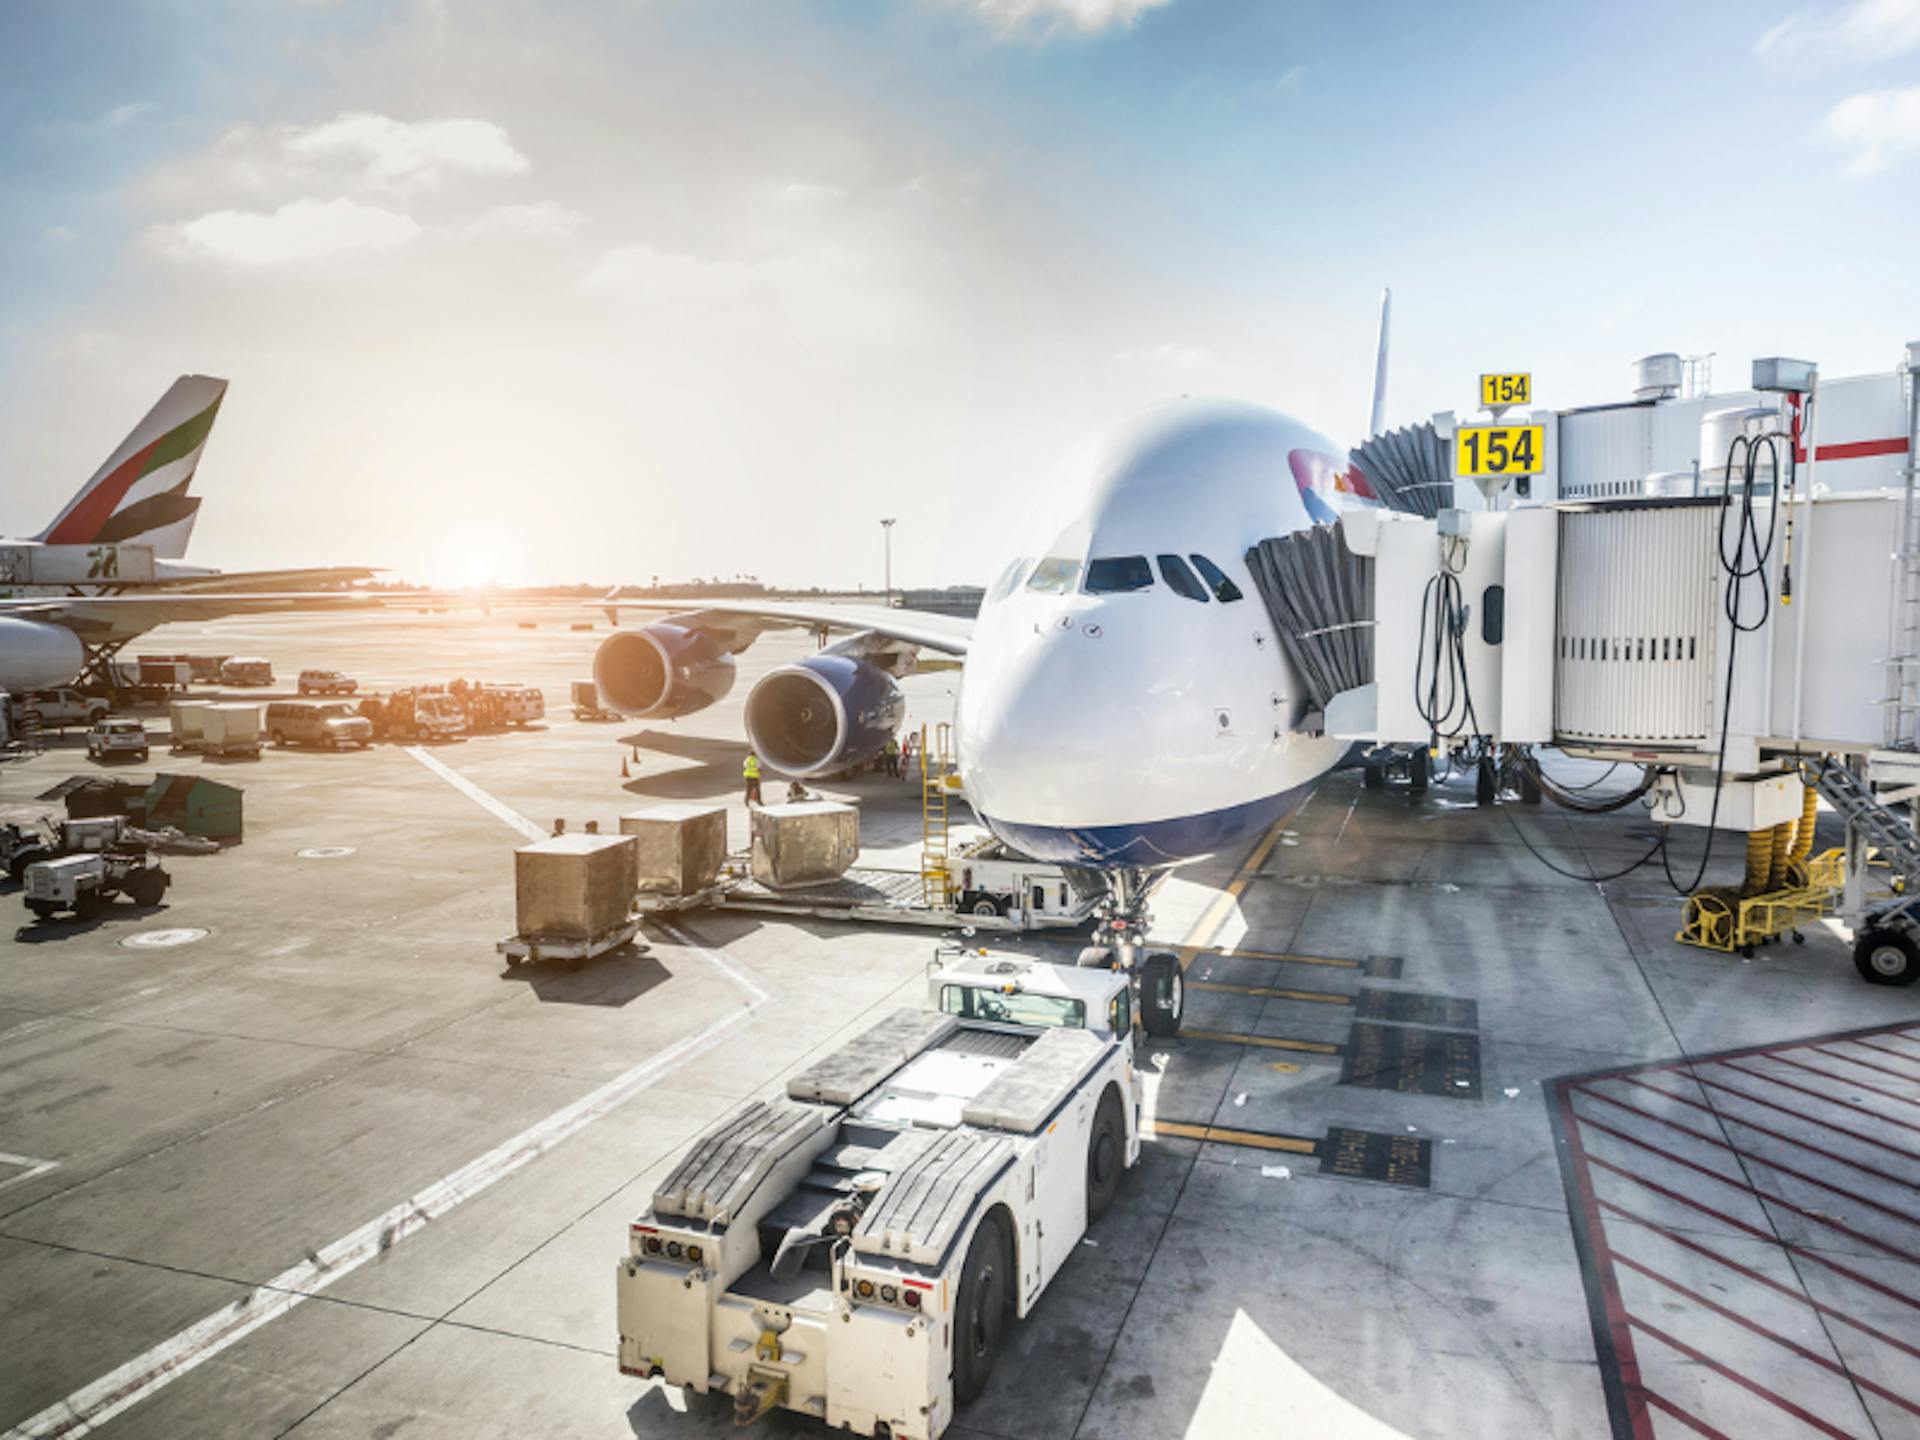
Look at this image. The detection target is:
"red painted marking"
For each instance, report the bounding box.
[1575,1087,1920,1222]
[1643,1391,1735,1440]
[1849,1036,1920,1071]
[1581,1117,1920,1263]
[1663,1072,1920,1162]
[1811,1044,1920,1085]
[1771,1053,1920,1109]
[1592,1164,1920,1313]
[1612,1077,1920,1192]
[1556,1085,1655,1439]
[902,1277,933,1289]
[44,435,162,544]
[1600,1200,1920,1355]
[1716,1059,1920,1137]
[1611,1252,1920,1418]
[1630,1315,1871,1439]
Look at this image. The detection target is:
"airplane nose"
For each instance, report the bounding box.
[958,606,1193,839]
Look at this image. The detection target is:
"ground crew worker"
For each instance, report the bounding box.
[884,735,901,779]
[743,750,763,806]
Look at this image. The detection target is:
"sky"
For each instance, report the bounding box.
[1,0,1916,590]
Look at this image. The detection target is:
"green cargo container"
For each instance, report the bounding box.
[142,774,244,842]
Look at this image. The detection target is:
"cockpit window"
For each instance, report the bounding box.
[1190,554,1244,602]
[1085,556,1154,594]
[1157,555,1209,603]
[1026,557,1081,594]
[987,557,1029,604]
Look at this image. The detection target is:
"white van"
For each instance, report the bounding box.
[265,699,373,749]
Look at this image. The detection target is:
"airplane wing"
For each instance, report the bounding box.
[603,595,972,656]
[0,591,380,641]
[144,565,381,593]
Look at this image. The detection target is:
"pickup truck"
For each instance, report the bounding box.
[617,945,1163,1437]
[86,718,151,763]
[11,688,110,728]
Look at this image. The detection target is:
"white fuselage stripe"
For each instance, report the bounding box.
[4,766,762,1439]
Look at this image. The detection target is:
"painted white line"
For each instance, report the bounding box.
[0,1152,60,1195]
[404,745,546,842]
[7,768,767,1439]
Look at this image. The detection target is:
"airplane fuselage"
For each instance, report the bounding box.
[957,400,1367,868]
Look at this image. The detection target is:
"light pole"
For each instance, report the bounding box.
[880,518,896,606]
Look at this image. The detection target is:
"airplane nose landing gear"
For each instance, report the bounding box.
[1088,868,1185,1034]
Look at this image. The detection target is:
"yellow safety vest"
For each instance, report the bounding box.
[743,754,761,780]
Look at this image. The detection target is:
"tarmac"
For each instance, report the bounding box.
[2,607,1918,1440]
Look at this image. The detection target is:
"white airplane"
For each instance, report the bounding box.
[595,298,1403,979]
[0,375,376,692]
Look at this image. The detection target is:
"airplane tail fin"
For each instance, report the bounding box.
[1366,288,1390,439]
[35,374,228,560]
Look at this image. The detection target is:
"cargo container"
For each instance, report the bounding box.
[622,804,727,896]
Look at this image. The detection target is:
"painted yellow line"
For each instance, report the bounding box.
[1180,1027,1343,1056]
[1173,804,1304,972]
[1186,979,1351,1006]
[1187,946,1363,970]
[1152,1120,1319,1155]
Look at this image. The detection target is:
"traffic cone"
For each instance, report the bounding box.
[631,745,640,764]
[621,755,631,779]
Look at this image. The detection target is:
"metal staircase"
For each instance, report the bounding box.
[920,722,955,908]
[1801,759,1920,938]
[1881,360,1920,747]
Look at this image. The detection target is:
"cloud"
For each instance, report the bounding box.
[148,197,423,264]
[584,245,758,301]
[98,101,157,129]
[1821,83,1920,175]
[1758,0,1920,57]
[950,0,1174,38]
[1113,341,1215,371]
[282,112,529,184]
[779,180,849,203]
[464,200,586,238]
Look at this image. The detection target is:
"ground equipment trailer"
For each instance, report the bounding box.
[617,952,1144,1437]
[23,849,170,919]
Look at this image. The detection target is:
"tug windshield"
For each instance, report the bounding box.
[941,984,1087,1030]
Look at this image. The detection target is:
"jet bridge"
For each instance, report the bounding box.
[1258,344,1920,978]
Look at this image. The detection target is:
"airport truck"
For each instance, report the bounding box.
[616,945,1168,1437]
[23,849,170,919]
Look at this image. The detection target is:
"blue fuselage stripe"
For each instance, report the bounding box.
[979,785,1307,868]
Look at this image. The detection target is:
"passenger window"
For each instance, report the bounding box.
[1085,556,1153,594]
[1026,557,1081,594]
[1190,554,1243,603]
[1157,555,1209,603]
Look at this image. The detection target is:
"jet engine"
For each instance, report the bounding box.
[744,655,907,778]
[0,617,85,694]
[591,623,736,720]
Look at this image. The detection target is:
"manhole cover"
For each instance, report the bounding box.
[297,846,357,860]
[121,928,209,949]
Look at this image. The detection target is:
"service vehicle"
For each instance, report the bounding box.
[218,656,274,686]
[358,688,463,741]
[1,822,55,880]
[23,849,170,919]
[265,699,373,749]
[571,678,619,722]
[130,657,193,690]
[297,668,359,696]
[480,682,544,725]
[9,688,110,729]
[85,718,151,763]
[616,941,1184,1436]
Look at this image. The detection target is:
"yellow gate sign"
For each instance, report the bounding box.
[1479,373,1531,407]
[1454,423,1545,478]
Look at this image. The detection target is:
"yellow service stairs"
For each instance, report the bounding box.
[919,723,959,907]
[1677,776,1840,956]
